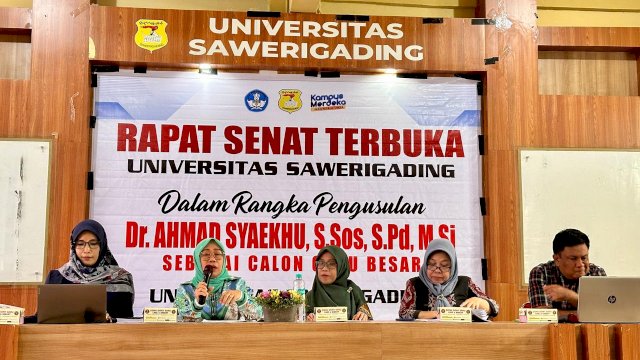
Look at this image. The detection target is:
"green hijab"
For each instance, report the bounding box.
[306,246,366,319]
[190,238,232,290]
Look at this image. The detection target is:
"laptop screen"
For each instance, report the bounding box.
[37,284,107,324]
[578,277,640,323]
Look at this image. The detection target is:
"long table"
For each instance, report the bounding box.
[2,322,639,359]
[4,321,549,359]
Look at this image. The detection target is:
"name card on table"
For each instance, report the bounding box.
[143,307,178,323]
[0,305,24,324]
[438,307,472,322]
[315,306,348,322]
[518,308,558,323]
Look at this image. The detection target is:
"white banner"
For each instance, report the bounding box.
[90,71,483,319]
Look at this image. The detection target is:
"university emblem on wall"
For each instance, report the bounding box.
[135,19,168,52]
[278,89,302,114]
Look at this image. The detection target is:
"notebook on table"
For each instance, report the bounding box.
[577,276,640,323]
[37,284,108,324]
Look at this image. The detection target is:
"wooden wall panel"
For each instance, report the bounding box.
[549,324,579,360]
[486,282,526,321]
[0,8,32,313]
[0,35,31,79]
[0,7,31,31]
[0,80,29,137]
[28,0,92,279]
[537,96,640,148]
[89,6,487,71]
[615,324,640,360]
[581,324,615,360]
[0,325,19,360]
[479,0,539,321]
[0,0,92,314]
[0,288,37,315]
[539,27,640,48]
[539,51,638,96]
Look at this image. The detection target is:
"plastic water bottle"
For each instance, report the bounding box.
[293,273,306,322]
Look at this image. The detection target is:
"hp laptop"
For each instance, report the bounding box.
[578,277,640,323]
[37,284,107,324]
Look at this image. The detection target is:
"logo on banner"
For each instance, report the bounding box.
[278,89,302,114]
[135,19,168,52]
[245,89,269,112]
[310,93,347,111]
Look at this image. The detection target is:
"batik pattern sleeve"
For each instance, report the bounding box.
[466,277,499,317]
[357,303,374,320]
[235,278,263,321]
[174,284,205,321]
[528,265,547,308]
[398,279,418,319]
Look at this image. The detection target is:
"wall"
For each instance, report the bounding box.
[4,0,640,25]
[537,0,640,27]
[0,0,91,312]
[1,0,639,322]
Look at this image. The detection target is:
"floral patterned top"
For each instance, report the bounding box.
[174,277,263,321]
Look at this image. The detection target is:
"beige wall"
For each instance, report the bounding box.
[3,0,640,27]
[537,0,640,27]
[0,0,31,6]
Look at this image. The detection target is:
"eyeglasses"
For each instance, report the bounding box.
[75,240,100,249]
[315,260,338,270]
[426,264,451,272]
[200,252,225,261]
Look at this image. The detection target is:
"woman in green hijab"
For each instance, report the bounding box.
[174,238,262,321]
[306,245,373,321]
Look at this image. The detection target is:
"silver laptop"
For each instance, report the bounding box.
[37,284,107,324]
[578,277,640,323]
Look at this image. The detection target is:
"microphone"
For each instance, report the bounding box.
[199,265,213,305]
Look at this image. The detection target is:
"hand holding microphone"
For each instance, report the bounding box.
[196,265,213,305]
